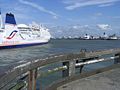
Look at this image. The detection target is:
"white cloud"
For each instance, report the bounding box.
[91,12,103,20]
[72,25,89,29]
[73,25,79,29]
[98,3,114,7]
[53,16,58,19]
[97,24,112,30]
[50,24,120,38]
[95,13,103,16]
[62,0,119,10]
[66,18,81,22]
[19,0,59,18]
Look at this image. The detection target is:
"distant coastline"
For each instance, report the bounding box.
[51,33,120,40]
[51,37,120,40]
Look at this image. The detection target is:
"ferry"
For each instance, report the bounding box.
[0,12,51,49]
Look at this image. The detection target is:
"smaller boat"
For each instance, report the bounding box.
[107,34,118,40]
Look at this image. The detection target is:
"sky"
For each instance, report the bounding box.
[0,0,120,37]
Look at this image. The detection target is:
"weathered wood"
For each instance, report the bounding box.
[27,69,37,90]
[28,70,33,90]
[33,69,37,90]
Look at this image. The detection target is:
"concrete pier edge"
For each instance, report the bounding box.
[46,63,120,90]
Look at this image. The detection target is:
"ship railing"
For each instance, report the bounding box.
[0,48,120,90]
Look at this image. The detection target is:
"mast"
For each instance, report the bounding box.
[0,9,3,29]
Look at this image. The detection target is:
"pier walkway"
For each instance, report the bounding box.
[57,68,120,90]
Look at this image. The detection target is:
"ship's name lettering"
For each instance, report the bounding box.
[3,41,19,44]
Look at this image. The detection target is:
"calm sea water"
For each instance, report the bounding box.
[0,39,120,73]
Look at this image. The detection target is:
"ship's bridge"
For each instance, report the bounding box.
[17,24,31,35]
[17,24,30,29]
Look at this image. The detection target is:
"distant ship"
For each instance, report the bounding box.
[0,12,51,49]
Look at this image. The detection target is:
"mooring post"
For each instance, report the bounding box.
[62,61,69,77]
[114,53,120,64]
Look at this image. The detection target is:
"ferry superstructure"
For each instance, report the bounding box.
[0,12,51,49]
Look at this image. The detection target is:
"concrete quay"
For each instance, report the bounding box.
[57,68,120,90]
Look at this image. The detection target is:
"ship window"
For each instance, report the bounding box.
[18,27,30,29]
[0,30,4,32]
[20,30,27,31]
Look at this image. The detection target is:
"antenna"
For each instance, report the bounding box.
[0,8,3,29]
[0,8,1,28]
[0,8,1,14]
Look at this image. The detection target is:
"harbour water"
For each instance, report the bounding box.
[0,39,120,89]
[0,39,120,73]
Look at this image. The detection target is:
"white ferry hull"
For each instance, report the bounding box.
[0,41,49,49]
[0,12,51,49]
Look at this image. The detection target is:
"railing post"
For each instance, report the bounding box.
[69,60,76,76]
[62,61,69,77]
[62,53,76,77]
[37,70,42,90]
[28,69,37,90]
[62,60,76,77]
[114,53,120,64]
[79,50,86,73]
[33,69,37,90]
[28,70,33,90]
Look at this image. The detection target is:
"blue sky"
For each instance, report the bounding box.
[0,0,120,37]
